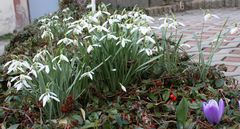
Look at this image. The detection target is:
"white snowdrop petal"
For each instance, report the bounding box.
[120,83,127,92]
[87,45,94,53]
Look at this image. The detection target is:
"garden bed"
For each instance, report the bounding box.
[0,1,240,129]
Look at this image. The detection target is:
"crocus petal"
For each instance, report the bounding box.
[238,100,240,110]
[203,100,220,124]
[218,99,224,121]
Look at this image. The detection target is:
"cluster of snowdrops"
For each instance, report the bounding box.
[2,3,240,128]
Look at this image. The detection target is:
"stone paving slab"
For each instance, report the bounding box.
[151,8,240,81]
[0,41,9,56]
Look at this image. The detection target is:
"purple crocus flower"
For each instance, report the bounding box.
[202,99,224,125]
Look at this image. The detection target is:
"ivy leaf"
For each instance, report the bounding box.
[176,97,189,128]
[162,90,170,102]
[215,79,225,88]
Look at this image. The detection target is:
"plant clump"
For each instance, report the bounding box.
[0,3,240,129]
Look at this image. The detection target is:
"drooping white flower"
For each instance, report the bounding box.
[111,69,117,72]
[52,15,59,20]
[180,44,191,49]
[87,44,101,53]
[169,20,185,29]
[80,71,94,80]
[145,36,156,44]
[139,27,152,35]
[57,37,74,46]
[34,62,50,74]
[59,54,69,63]
[41,30,54,40]
[154,17,184,30]
[108,18,120,25]
[67,25,83,35]
[87,45,94,53]
[120,83,127,92]
[99,34,118,41]
[62,8,70,13]
[140,48,153,56]
[39,91,60,107]
[4,60,31,74]
[140,14,155,23]
[152,46,164,53]
[117,38,131,48]
[28,68,38,78]
[33,50,49,62]
[89,25,109,33]
[11,74,32,90]
[230,25,238,34]
[136,37,145,44]
[63,17,74,22]
[204,13,219,22]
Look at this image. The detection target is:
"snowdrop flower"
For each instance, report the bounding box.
[204,13,220,22]
[38,18,49,24]
[140,14,155,23]
[140,48,153,56]
[87,44,101,53]
[59,54,69,63]
[230,24,238,34]
[57,37,74,46]
[136,37,144,44]
[63,17,74,22]
[230,27,238,34]
[202,99,224,125]
[117,38,131,48]
[28,68,38,78]
[39,25,49,30]
[89,25,109,33]
[139,27,152,35]
[62,8,70,13]
[136,36,155,44]
[121,24,135,30]
[108,18,120,25]
[94,11,110,18]
[88,15,99,23]
[111,69,117,72]
[4,60,31,74]
[39,91,60,107]
[66,25,83,35]
[154,17,184,30]
[87,45,94,53]
[33,50,49,62]
[34,63,50,74]
[145,36,156,44]
[169,20,185,29]
[99,34,118,41]
[52,54,69,64]
[120,83,127,92]
[51,15,59,20]
[11,74,32,90]
[152,46,163,53]
[80,71,94,80]
[180,44,191,49]
[41,30,54,40]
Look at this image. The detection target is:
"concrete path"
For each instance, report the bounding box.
[151,8,240,81]
[0,41,9,56]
